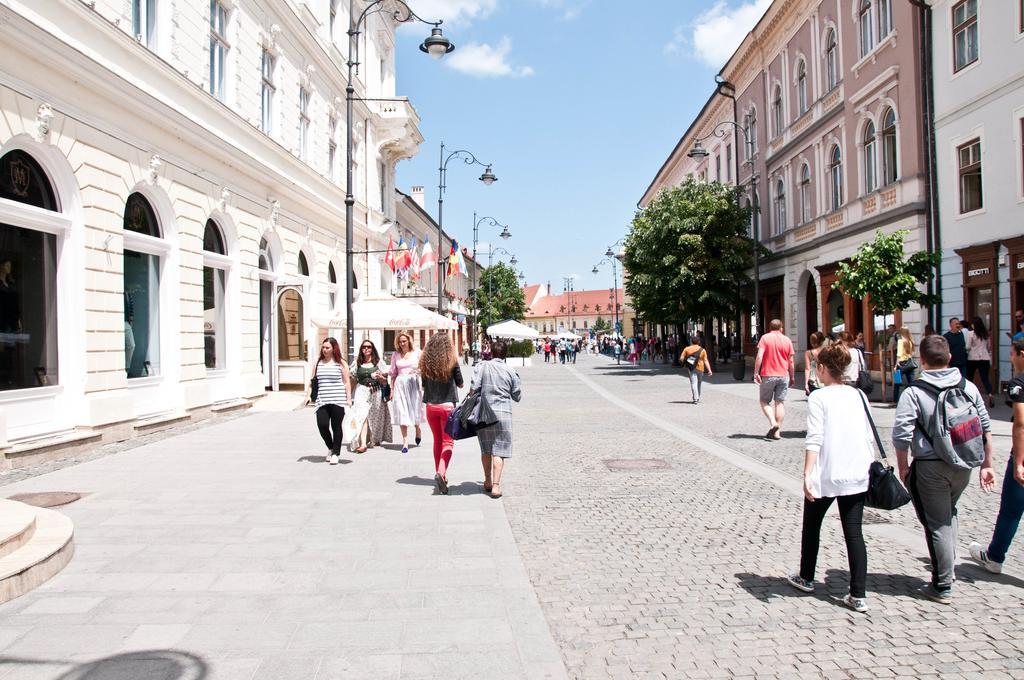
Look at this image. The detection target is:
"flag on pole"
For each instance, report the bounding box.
[447,240,464,279]
[396,236,412,272]
[409,237,420,281]
[419,238,435,271]
[384,237,396,273]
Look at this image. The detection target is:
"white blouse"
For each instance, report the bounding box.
[804,384,875,498]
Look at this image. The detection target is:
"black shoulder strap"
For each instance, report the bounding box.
[859,390,887,460]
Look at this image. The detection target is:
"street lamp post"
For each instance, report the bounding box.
[687,120,761,342]
[592,255,620,335]
[344,0,453,362]
[470,213,509,361]
[482,247,516,334]
[437,145,497,316]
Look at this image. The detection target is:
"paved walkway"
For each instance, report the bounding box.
[3,355,1024,679]
[0,398,565,679]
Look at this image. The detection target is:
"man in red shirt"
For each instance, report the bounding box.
[754,318,795,440]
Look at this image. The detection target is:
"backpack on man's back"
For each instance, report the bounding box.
[911,378,986,470]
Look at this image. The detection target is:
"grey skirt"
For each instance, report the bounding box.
[477,414,513,458]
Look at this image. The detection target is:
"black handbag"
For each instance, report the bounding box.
[859,393,912,510]
[898,357,919,372]
[854,350,874,395]
[309,360,320,402]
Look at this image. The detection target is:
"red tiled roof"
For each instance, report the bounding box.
[522,287,628,318]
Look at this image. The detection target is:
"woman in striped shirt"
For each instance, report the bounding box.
[306,337,352,465]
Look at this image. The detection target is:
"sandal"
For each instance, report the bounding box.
[356,446,367,454]
[483,484,493,493]
[490,485,503,499]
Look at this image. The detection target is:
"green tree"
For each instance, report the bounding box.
[623,178,757,326]
[476,261,528,332]
[834,229,940,397]
[593,316,611,332]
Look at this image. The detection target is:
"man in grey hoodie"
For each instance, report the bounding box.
[892,334,996,604]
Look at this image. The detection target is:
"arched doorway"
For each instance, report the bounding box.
[804,276,819,338]
[275,286,307,388]
[258,235,278,389]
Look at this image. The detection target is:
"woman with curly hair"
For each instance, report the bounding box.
[419,333,463,494]
[347,339,392,454]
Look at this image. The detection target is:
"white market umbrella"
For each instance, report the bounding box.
[486,319,540,340]
[313,294,457,331]
[557,331,581,340]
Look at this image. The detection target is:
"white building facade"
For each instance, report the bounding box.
[932,0,1024,387]
[0,0,422,459]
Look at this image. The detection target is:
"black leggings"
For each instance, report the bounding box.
[316,404,345,454]
[966,360,993,395]
[799,492,867,598]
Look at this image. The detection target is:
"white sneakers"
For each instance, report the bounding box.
[969,542,1003,574]
[329,453,339,465]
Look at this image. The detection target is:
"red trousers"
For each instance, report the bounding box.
[425,403,454,476]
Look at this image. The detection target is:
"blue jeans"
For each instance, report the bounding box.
[893,367,915,402]
[988,455,1024,564]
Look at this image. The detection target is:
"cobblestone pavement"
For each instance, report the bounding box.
[502,355,1024,679]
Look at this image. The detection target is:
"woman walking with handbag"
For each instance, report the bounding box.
[787,342,875,613]
[306,337,352,465]
[348,340,392,454]
[680,335,711,404]
[389,332,424,454]
[966,317,995,407]
[472,340,522,498]
[893,327,917,402]
[420,333,463,495]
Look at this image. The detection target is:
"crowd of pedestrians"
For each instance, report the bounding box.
[305,332,523,498]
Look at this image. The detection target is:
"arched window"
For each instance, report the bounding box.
[123,192,163,378]
[827,287,845,334]
[863,121,877,194]
[826,30,839,91]
[328,261,338,309]
[0,150,60,390]
[203,219,228,370]
[797,61,808,115]
[859,0,874,57]
[298,251,309,277]
[276,288,304,361]
[881,108,898,185]
[800,164,812,224]
[829,145,844,210]
[747,108,758,156]
[772,86,783,137]
[774,179,787,234]
[258,236,273,271]
[877,0,892,40]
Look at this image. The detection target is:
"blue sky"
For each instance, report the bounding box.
[394,0,771,294]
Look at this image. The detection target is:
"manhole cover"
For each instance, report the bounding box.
[8,492,83,508]
[603,459,670,471]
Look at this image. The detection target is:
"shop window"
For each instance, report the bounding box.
[203,220,227,371]
[277,288,304,361]
[863,121,877,194]
[123,193,162,378]
[881,108,898,185]
[827,288,845,335]
[953,0,979,72]
[958,138,982,213]
[825,29,839,91]
[0,151,60,391]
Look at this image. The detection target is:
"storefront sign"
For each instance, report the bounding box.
[968,267,991,278]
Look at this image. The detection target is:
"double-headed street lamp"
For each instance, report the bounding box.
[470,214,510,355]
[437,144,497,314]
[344,0,453,362]
[686,111,761,341]
[593,239,625,336]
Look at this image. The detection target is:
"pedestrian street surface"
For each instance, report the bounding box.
[1,355,1024,679]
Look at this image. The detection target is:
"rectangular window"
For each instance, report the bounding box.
[378,160,387,212]
[953,0,979,72]
[958,138,982,213]
[209,0,229,100]
[124,250,161,378]
[725,144,732,182]
[715,155,721,181]
[299,87,310,161]
[0,224,58,390]
[328,114,337,181]
[260,49,275,133]
[329,0,338,42]
[203,266,226,370]
[878,0,892,40]
[132,0,156,47]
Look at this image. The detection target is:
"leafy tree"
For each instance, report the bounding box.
[593,316,611,332]
[623,178,758,326]
[477,261,528,332]
[834,229,940,396]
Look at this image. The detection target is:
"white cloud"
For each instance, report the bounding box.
[445,37,535,78]
[666,0,772,68]
[402,0,498,26]
[536,0,589,21]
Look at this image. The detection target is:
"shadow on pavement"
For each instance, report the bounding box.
[735,570,929,606]
[296,456,352,464]
[956,563,1024,589]
[0,650,207,680]
[395,476,486,496]
[728,431,807,441]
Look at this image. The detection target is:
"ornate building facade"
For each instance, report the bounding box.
[0,0,423,458]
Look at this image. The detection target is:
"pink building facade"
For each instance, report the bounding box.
[641,0,928,365]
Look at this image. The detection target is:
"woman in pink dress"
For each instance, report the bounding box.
[389,332,424,453]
